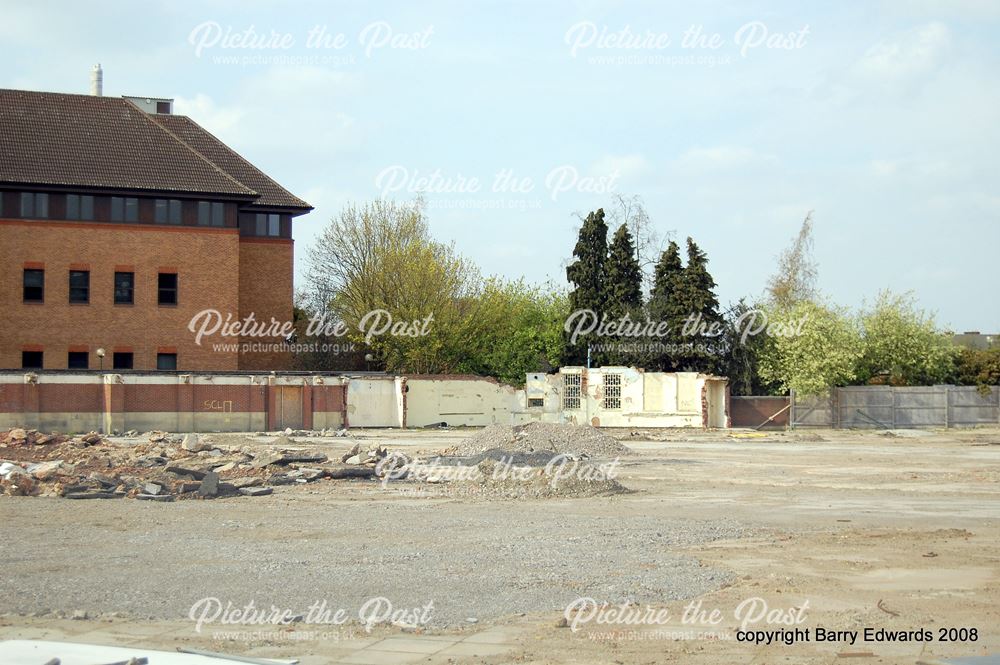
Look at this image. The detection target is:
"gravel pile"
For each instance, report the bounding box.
[450,422,633,458]
[456,458,629,499]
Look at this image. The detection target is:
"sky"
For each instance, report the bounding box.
[3,0,998,332]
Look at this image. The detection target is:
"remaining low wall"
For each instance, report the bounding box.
[730,396,790,429]
[0,369,734,434]
[0,371,517,433]
[0,372,343,433]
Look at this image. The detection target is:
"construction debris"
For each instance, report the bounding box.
[447,422,635,458]
[0,425,629,503]
[0,427,378,502]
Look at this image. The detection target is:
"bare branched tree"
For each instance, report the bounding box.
[607,193,672,294]
[766,211,818,309]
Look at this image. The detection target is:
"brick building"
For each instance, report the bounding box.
[0,88,311,371]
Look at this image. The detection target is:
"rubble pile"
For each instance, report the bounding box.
[0,427,384,501]
[448,422,634,458]
[464,458,629,499]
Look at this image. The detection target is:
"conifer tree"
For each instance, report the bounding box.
[646,241,685,370]
[604,224,644,364]
[565,208,609,365]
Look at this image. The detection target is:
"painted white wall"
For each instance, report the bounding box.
[346,377,401,427]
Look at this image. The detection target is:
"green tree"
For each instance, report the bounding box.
[565,208,610,364]
[646,241,685,370]
[759,300,862,396]
[463,280,568,384]
[603,224,644,365]
[674,237,723,372]
[720,298,778,395]
[955,346,1000,395]
[856,291,959,386]
[605,224,643,313]
[303,199,481,374]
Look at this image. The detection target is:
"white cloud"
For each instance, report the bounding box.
[173,93,246,136]
[589,153,650,181]
[674,145,777,171]
[856,22,951,80]
[870,159,901,177]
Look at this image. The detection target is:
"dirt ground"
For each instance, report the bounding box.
[1,426,998,664]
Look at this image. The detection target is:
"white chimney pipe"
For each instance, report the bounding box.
[90,64,103,96]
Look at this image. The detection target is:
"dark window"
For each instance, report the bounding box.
[66,194,95,220]
[255,213,281,236]
[158,272,178,305]
[21,351,43,369]
[198,201,225,226]
[68,351,89,369]
[111,196,139,222]
[23,269,44,302]
[20,192,49,218]
[156,101,171,114]
[155,199,181,224]
[114,272,134,304]
[69,270,90,304]
[112,352,133,370]
[157,353,178,371]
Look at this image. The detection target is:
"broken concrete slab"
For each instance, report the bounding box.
[341,443,361,463]
[143,482,163,496]
[197,471,220,498]
[165,465,207,480]
[63,491,124,499]
[181,434,212,452]
[250,451,284,469]
[28,460,65,480]
[136,493,174,502]
[229,476,263,489]
[239,486,273,497]
[324,464,376,480]
[279,452,328,464]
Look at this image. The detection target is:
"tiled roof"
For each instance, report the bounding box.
[0,89,311,211]
[152,114,311,209]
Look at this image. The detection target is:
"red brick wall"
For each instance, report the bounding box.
[0,374,345,432]
[0,382,104,413]
[0,219,242,371]
[238,238,294,371]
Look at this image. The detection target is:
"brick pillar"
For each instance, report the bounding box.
[400,377,408,429]
[178,376,195,432]
[24,376,40,430]
[341,380,349,429]
[266,378,278,432]
[102,375,125,435]
[302,380,314,430]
